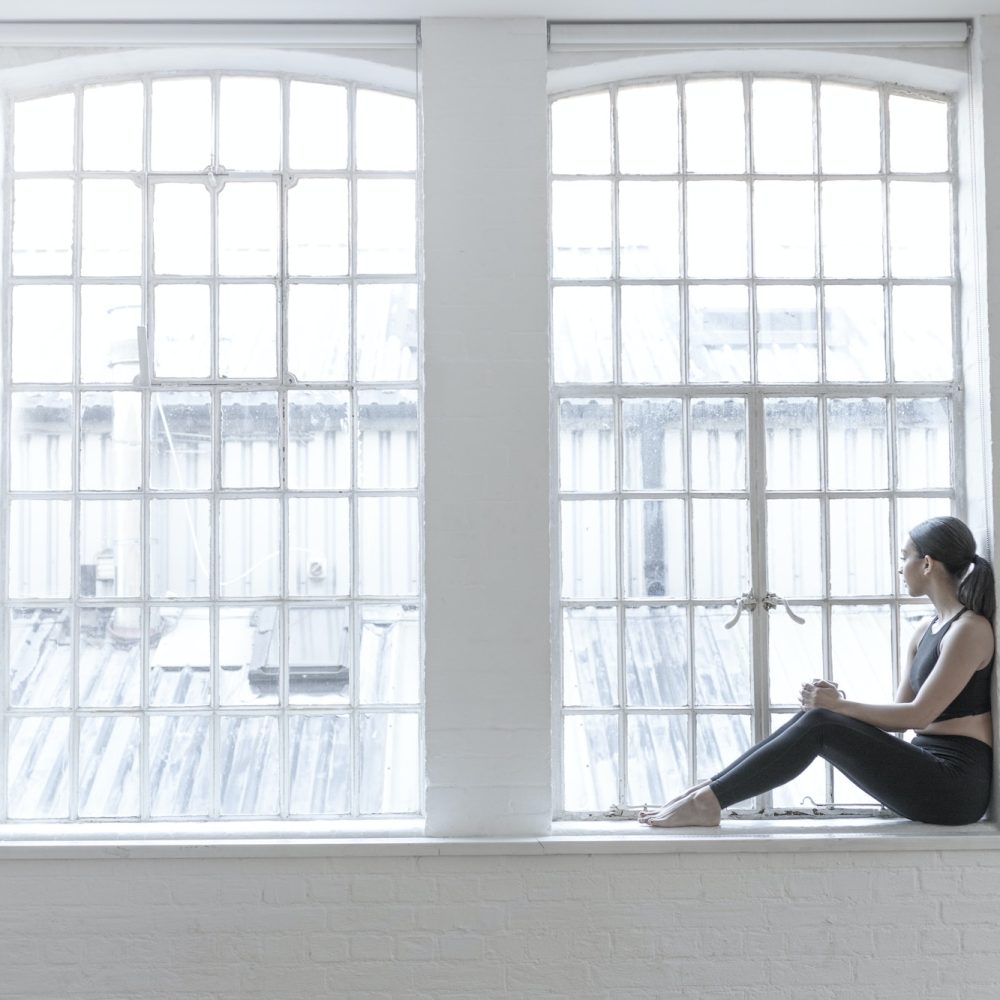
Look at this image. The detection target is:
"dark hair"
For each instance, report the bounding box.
[909,516,996,622]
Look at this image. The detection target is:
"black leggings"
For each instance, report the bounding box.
[708,709,993,825]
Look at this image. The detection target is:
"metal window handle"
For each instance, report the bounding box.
[764,592,806,625]
[723,591,757,629]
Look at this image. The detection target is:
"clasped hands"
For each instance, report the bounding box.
[799,678,846,710]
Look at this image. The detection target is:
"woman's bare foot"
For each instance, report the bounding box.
[638,785,722,828]
[637,780,709,822]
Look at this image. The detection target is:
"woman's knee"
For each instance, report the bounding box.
[800,707,841,727]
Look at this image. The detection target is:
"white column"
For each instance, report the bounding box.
[422,18,551,836]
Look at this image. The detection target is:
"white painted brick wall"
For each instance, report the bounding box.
[2,850,1000,999]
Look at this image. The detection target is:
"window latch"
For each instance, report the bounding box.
[723,591,757,629]
[763,591,806,625]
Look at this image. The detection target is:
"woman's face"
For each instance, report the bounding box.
[899,537,926,596]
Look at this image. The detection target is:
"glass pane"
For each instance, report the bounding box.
[891,286,953,382]
[289,81,348,170]
[820,83,881,173]
[79,716,141,818]
[896,398,951,489]
[357,497,419,596]
[889,182,951,278]
[552,180,613,279]
[359,604,420,706]
[627,715,689,806]
[696,714,752,792]
[149,606,211,706]
[219,715,280,816]
[619,181,680,278]
[288,498,351,597]
[824,286,886,382]
[221,391,279,489]
[219,605,280,706]
[288,390,351,490]
[897,497,951,544]
[9,607,72,708]
[149,391,211,491]
[769,711,826,810]
[689,285,750,383]
[359,712,420,814]
[625,605,687,707]
[218,183,279,276]
[153,184,211,276]
[622,397,683,491]
[827,397,888,490]
[149,715,212,817]
[288,606,351,705]
[551,91,611,175]
[289,714,351,815]
[151,78,212,172]
[686,181,748,278]
[357,179,416,274]
[620,285,681,385]
[358,390,418,489]
[79,606,141,708]
[82,179,142,276]
[80,391,142,491]
[288,284,350,383]
[83,82,143,171]
[756,286,819,383]
[153,285,211,378]
[684,78,745,174]
[889,94,948,173]
[356,283,418,383]
[829,498,892,595]
[13,179,73,276]
[10,391,73,491]
[80,285,142,384]
[690,397,746,491]
[564,606,618,708]
[149,498,210,598]
[288,179,349,277]
[356,89,416,171]
[694,605,751,706]
[821,181,884,278]
[752,79,813,174]
[552,285,613,384]
[12,285,73,383]
[14,93,74,171]
[768,606,823,706]
[220,498,281,597]
[563,713,619,812]
[617,84,678,174]
[753,181,816,279]
[559,397,615,493]
[79,498,141,598]
[831,605,894,703]
[7,717,70,819]
[219,77,280,171]
[219,284,277,378]
[624,498,686,599]
[561,499,616,600]
[9,500,71,599]
[767,498,823,598]
[764,396,820,491]
[691,499,748,600]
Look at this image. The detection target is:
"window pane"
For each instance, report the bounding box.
[14,93,74,171]
[552,180,613,279]
[219,606,280,707]
[684,78,745,174]
[889,94,948,173]
[553,286,613,384]
[696,714,751,791]
[552,91,611,175]
[288,390,351,490]
[10,391,73,491]
[79,716,141,818]
[357,89,417,171]
[831,605,894,702]
[896,398,951,489]
[218,284,277,379]
[7,717,70,819]
[622,397,683,492]
[149,715,212,817]
[564,606,618,708]
[151,78,212,172]
[358,390,418,489]
[824,286,886,382]
[821,181,884,278]
[769,606,823,706]
[889,182,951,278]
[80,285,143,385]
[220,498,281,597]
[627,714,688,805]
[691,499,748,600]
[686,181,748,278]
[688,284,750,383]
[619,181,680,277]
[288,284,350,383]
[617,84,678,174]
[827,397,889,490]
[764,396,820,491]
[359,604,420,706]
[357,497,419,596]
[79,498,141,598]
[769,711,826,809]
[221,391,279,489]
[13,179,73,276]
[219,715,280,816]
[153,184,211,276]
[625,605,687,706]
[150,606,211,707]
[829,499,892,595]
[149,391,212,491]
[289,81,348,170]
[356,284,418,383]
[357,179,416,275]
[82,179,142,276]
[9,500,72,599]
[288,606,350,704]
[753,181,816,278]
[892,286,953,382]
[11,285,73,383]
[153,285,211,378]
[80,606,141,708]
[820,83,880,173]
[752,79,813,174]
[288,179,349,277]
[80,391,143,492]
[83,82,143,171]
[694,605,751,706]
[623,498,686,599]
[219,77,281,171]
[9,607,72,708]
[690,397,747,490]
[218,183,279,276]
[289,714,351,815]
[359,712,420,814]
[561,499,616,600]
[149,498,210,598]
[767,498,824,598]
[620,285,681,385]
[559,397,615,493]
[756,286,819,383]
[288,498,351,597]
[563,713,618,812]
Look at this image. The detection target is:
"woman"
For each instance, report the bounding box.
[639,516,995,828]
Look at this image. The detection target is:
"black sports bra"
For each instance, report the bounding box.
[909,609,993,722]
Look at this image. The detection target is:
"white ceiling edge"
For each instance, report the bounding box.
[0,0,995,21]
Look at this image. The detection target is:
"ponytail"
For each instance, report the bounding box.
[959,553,996,623]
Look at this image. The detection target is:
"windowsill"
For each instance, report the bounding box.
[0,817,998,858]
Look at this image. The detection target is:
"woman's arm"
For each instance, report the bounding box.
[802,614,993,730]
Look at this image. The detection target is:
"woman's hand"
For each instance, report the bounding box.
[799,679,845,711]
